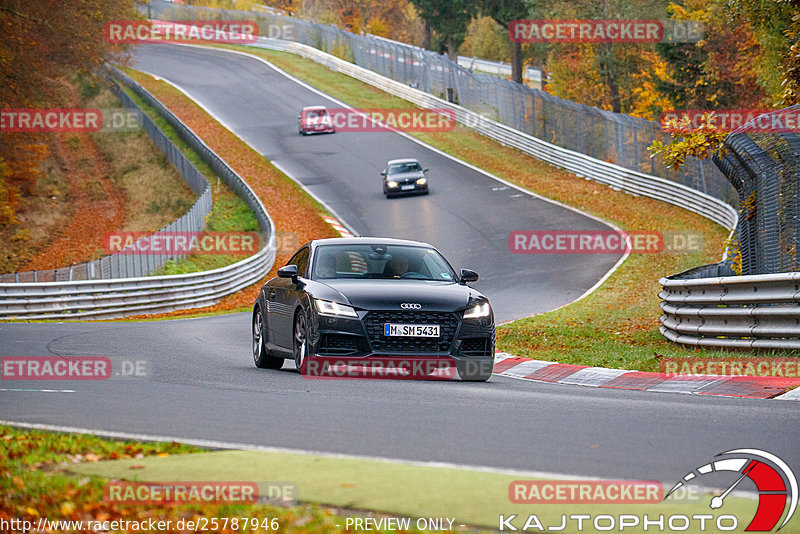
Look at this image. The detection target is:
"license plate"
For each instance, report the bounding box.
[401,184,415,190]
[384,324,440,337]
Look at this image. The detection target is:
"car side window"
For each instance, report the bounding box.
[288,247,310,277]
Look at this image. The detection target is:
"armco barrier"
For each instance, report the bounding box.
[659,108,800,350]
[659,267,800,349]
[0,71,276,320]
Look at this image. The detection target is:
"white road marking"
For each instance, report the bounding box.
[0,388,75,393]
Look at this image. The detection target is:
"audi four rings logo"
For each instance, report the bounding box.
[401,303,422,309]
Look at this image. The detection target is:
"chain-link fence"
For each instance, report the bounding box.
[145,0,737,206]
[0,76,213,283]
[713,106,800,275]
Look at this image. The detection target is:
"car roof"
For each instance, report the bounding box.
[302,105,327,111]
[387,158,420,165]
[308,236,435,249]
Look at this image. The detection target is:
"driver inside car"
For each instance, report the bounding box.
[389,254,409,278]
[316,253,337,278]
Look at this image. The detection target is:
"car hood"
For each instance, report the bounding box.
[386,171,425,182]
[317,279,478,312]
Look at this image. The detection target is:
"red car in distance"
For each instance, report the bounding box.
[298,105,335,135]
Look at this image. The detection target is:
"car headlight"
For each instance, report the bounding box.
[314,299,358,318]
[387,181,398,188]
[416,177,427,185]
[463,302,491,319]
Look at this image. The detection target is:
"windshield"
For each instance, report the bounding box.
[304,109,328,119]
[387,161,421,174]
[312,244,456,282]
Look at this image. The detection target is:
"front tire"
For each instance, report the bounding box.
[293,310,312,375]
[253,307,283,369]
[456,359,493,382]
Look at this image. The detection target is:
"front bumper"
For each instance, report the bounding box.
[308,310,494,362]
[300,124,335,134]
[384,181,428,195]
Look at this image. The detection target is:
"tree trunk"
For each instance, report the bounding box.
[511,42,523,84]
[599,43,621,113]
[446,35,457,62]
[422,21,431,50]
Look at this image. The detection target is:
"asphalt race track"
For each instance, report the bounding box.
[1,317,799,484]
[132,43,620,323]
[1,44,798,487]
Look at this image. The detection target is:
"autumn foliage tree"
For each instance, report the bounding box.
[0,0,138,225]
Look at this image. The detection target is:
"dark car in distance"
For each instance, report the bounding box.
[251,237,494,381]
[382,158,429,197]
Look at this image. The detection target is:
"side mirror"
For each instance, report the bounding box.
[459,269,479,284]
[297,115,301,120]
[423,168,429,172]
[380,170,387,176]
[278,264,298,282]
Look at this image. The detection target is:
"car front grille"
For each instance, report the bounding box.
[363,311,459,353]
[459,337,493,357]
[319,333,360,356]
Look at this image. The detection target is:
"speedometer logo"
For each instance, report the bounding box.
[666,449,798,531]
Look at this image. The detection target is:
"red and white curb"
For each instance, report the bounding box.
[493,353,800,400]
[323,216,354,238]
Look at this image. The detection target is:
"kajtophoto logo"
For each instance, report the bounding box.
[666,449,797,532]
[499,449,796,531]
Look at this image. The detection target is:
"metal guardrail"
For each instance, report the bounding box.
[246,38,738,230]
[0,71,276,320]
[658,108,800,350]
[659,266,800,349]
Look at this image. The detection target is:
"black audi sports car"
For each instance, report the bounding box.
[251,237,494,381]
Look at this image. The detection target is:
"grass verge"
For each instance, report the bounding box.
[194,43,766,372]
[0,424,428,533]
[71,439,764,533]
[0,424,764,534]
